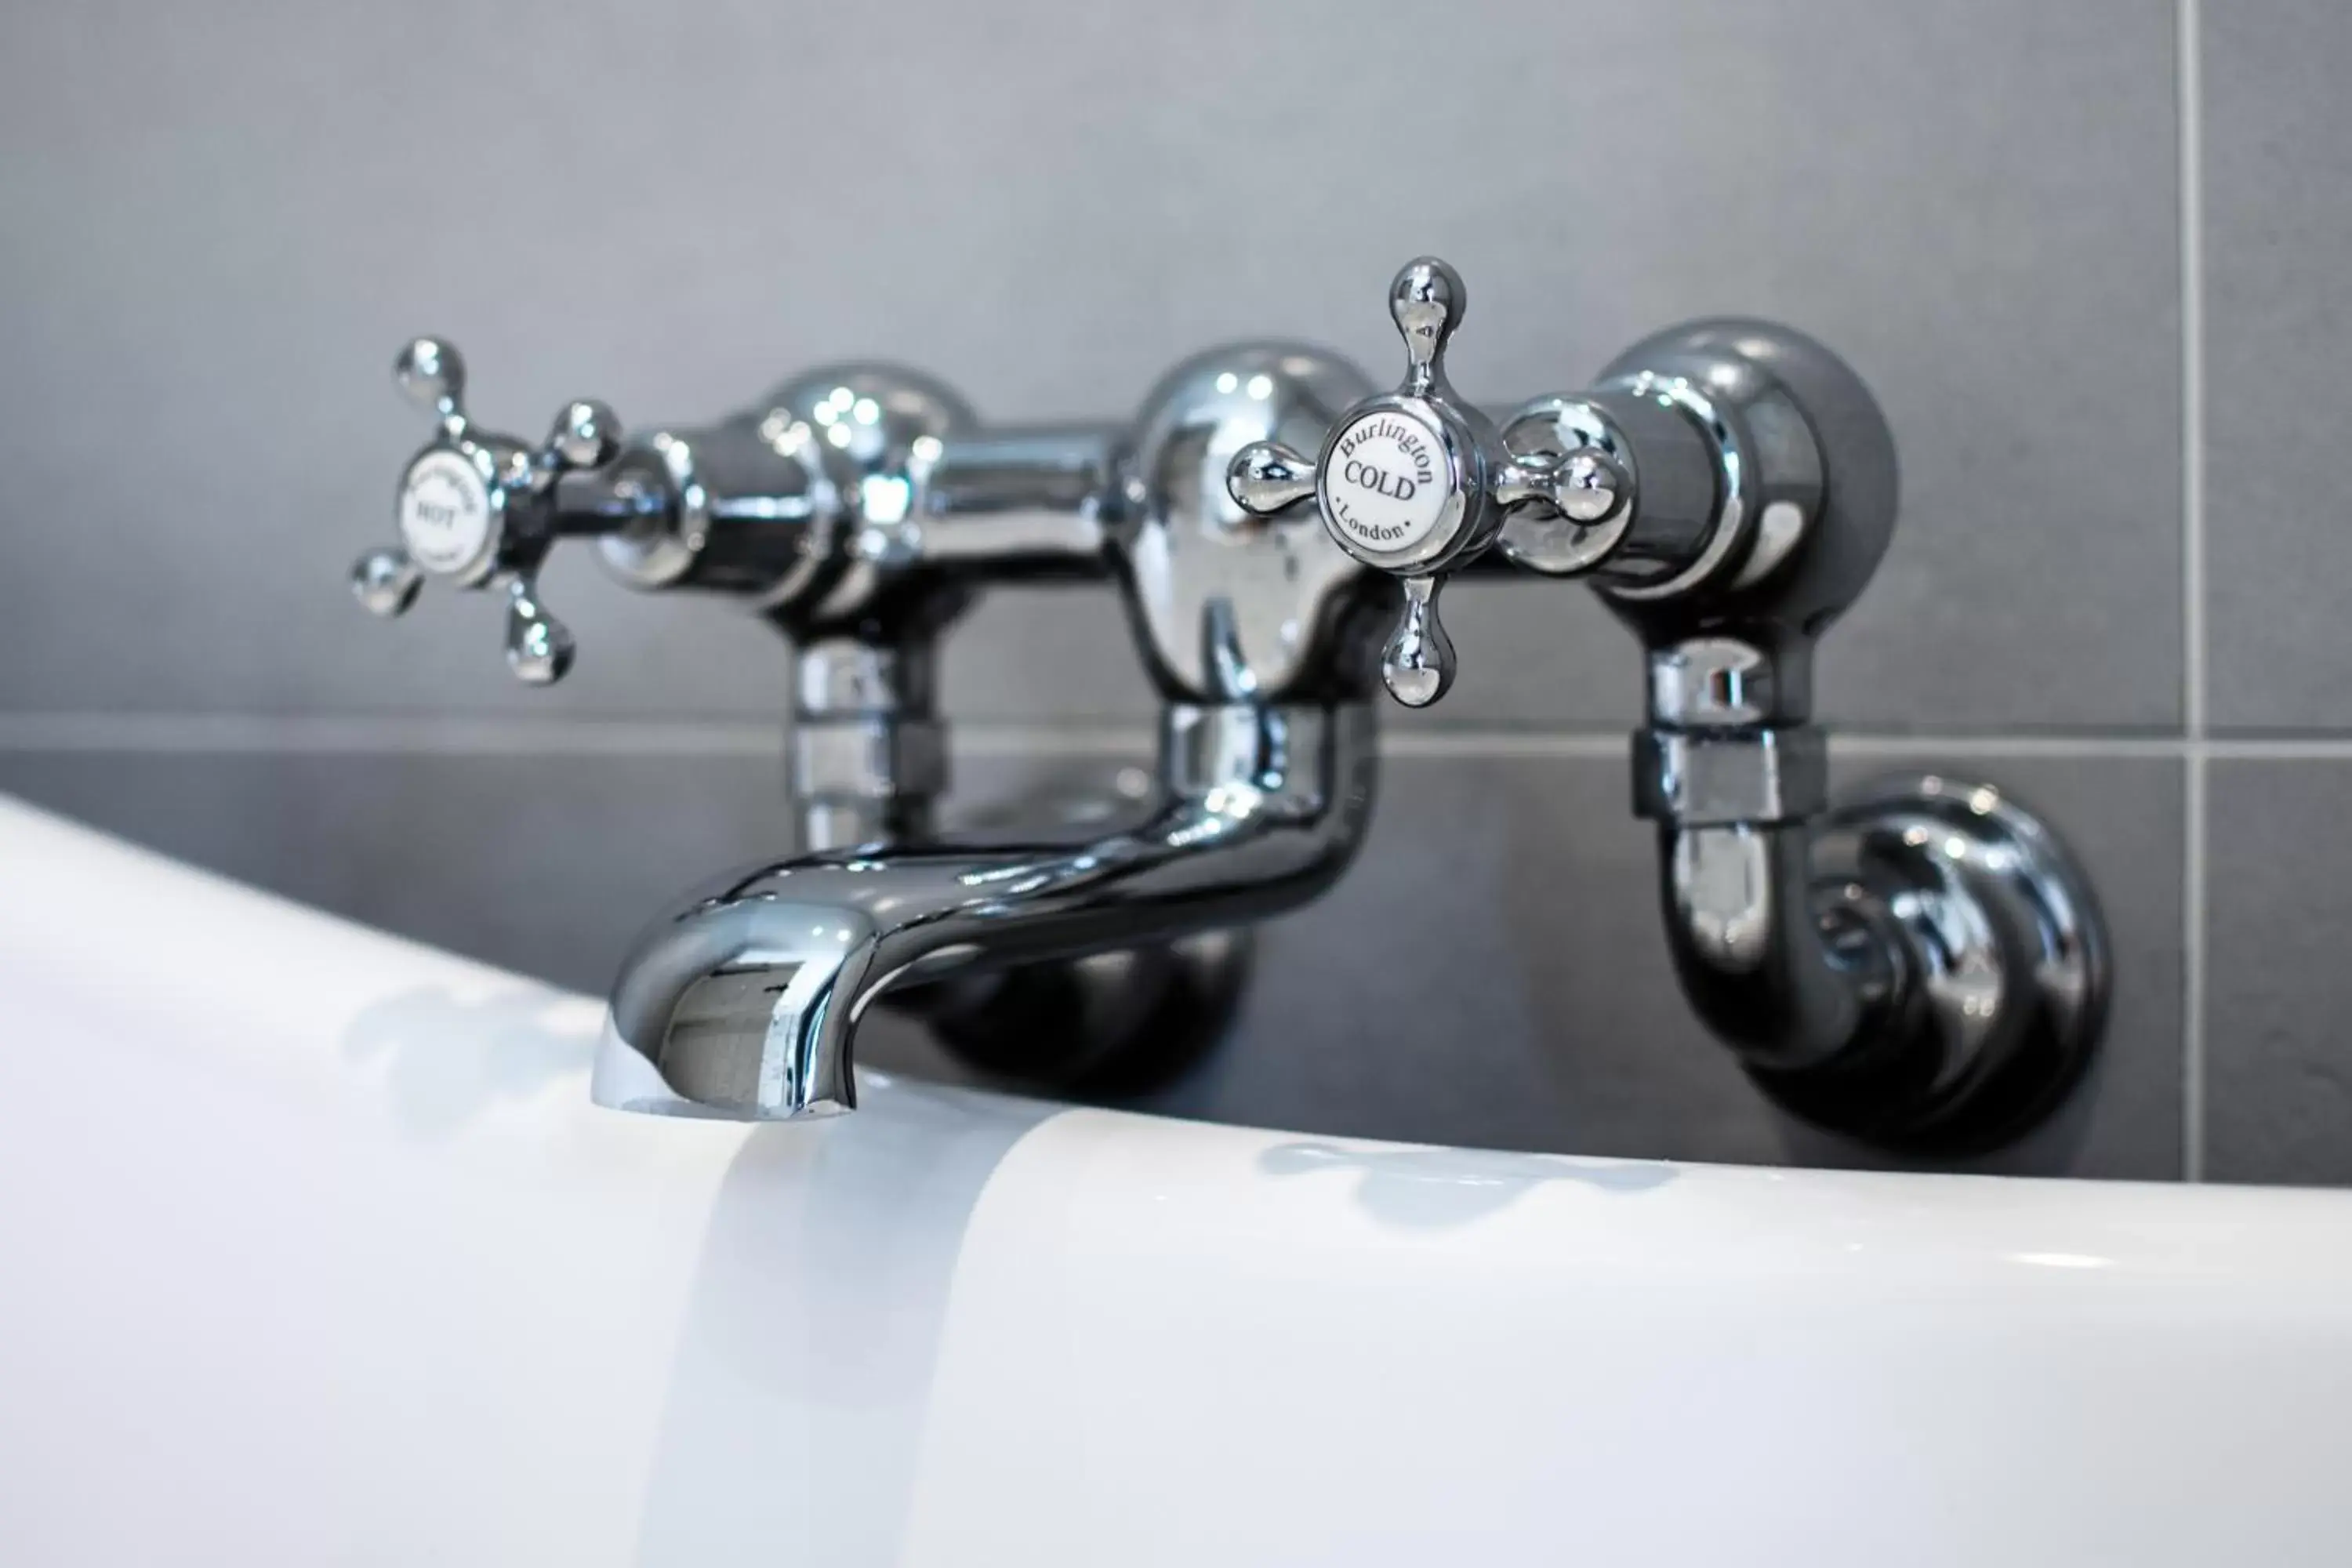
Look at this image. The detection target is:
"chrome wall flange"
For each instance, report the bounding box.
[1744,773,2110,1153]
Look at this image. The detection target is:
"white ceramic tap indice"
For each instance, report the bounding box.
[5,792,2352,1566]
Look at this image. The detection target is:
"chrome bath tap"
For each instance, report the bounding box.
[350,258,2109,1151]
[1231,259,2110,1152]
[353,337,1388,1117]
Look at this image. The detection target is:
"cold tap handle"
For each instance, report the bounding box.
[1226,258,1624,707]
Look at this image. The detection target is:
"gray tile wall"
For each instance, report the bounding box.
[0,0,2337,1181]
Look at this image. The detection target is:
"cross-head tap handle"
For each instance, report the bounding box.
[1225,258,1624,706]
[349,336,623,685]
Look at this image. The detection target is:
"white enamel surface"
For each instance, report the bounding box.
[5,793,2352,1565]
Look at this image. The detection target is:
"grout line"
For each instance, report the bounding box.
[1385,730,2194,761]
[0,712,1171,760]
[1381,731,1628,760]
[949,726,1158,758]
[14,710,2352,761]
[1818,732,2184,761]
[19,710,2352,766]
[2195,737,2352,760]
[0,711,2235,759]
[0,713,796,757]
[2180,22,2209,749]
[2180,0,2209,1182]
[2185,752,2209,1181]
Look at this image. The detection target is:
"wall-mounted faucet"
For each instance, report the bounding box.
[352,336,1388,1115]
[350,260,2109,1152]
[1230,260,2109,1152]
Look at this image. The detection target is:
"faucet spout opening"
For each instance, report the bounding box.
[592,702,1376,1120]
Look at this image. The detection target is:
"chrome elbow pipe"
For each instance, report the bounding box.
[1648,777,2107,1153]
[1609,324,2108,1150]
[1235,258,2111,1152]
[591,702,1374,1120]
[1637,654,2108,1151]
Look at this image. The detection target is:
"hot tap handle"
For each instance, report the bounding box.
[348,336,623,685]
[1226,258,1624,707]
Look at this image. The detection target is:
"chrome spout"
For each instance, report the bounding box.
[591,702,1375,1120]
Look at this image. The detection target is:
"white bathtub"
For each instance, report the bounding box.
[3,794,2350,1566]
